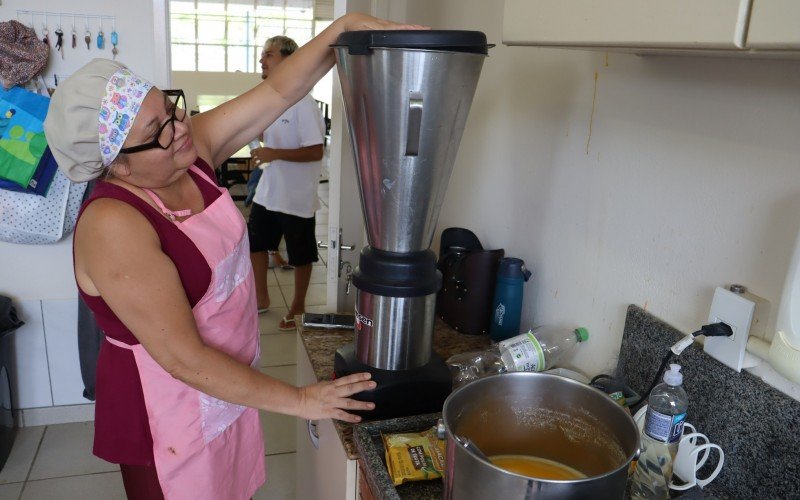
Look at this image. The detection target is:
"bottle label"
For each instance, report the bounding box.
[644,407,686,444]
[499,331,545,372]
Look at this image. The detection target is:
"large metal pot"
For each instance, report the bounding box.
[442,372,640,499]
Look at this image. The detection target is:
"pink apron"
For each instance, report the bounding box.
[105,164,265,499]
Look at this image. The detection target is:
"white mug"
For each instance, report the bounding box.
[669,432,724,491]
[633,406,724,490]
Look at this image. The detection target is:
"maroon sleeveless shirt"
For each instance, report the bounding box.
[78,158,221,465]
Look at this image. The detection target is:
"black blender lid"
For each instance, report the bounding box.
[332,30,493,55]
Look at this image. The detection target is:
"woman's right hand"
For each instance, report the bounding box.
[298,372,377,423]
[339,12,429,33]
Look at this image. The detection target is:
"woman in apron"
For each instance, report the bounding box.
[43,13,426,500]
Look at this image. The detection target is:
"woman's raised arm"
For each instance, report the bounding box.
[190,13,426,167]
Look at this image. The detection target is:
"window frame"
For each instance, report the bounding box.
[169,0,315,73]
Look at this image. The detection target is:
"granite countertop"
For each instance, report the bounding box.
[354,413,445,500]
[617,305,800,500]
[297,317,491,459]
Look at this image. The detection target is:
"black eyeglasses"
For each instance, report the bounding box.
[119,90,187,155]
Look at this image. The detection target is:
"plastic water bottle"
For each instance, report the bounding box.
[498,326,589,372]
[447,326,588,388]
[248,139,262,164]
[631,364,689,499]
[489,258,532,342]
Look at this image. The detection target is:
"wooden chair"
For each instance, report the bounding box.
[216,157,252,201]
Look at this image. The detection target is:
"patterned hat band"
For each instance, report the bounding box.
[98,69,154,166]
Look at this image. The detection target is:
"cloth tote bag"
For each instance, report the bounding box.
[0,145,58,195]
[0,86,49,188]
[0,168,86,244]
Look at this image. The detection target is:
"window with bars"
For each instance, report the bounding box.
[170,0,315,73]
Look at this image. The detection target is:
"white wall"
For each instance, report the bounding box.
[402,1,800,376]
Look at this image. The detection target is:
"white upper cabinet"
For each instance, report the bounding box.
[503,0,800,56]
[746,0,800,50]
[503,0,749,50]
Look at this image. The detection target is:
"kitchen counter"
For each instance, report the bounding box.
[297,317,491,460]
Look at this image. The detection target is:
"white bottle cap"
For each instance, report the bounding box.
[663,363,683,386]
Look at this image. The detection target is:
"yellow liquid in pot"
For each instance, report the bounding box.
[489,455,587,481]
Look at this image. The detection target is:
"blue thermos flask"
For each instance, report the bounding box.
[489,258,532,342]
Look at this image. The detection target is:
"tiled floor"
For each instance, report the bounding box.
[0,181,331,500]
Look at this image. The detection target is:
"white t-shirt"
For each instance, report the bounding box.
[252,94,325,218]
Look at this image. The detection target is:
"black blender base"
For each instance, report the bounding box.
[334,343,452,420]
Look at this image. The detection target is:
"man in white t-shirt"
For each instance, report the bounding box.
[248,35,325,330]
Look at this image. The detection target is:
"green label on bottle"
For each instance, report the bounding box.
[499,331,545,372]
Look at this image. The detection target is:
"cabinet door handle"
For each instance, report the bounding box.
[307,419,320,449]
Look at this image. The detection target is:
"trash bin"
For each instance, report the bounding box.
[0,296,24,472]
[0,347,14,472]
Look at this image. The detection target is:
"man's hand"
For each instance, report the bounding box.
[251,146,279,165]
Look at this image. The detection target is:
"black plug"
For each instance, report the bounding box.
[633,321,734,409]
[700,322,734,338]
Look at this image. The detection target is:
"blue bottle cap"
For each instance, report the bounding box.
[497,258,532,281]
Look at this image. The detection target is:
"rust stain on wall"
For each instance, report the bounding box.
[586,71,599,155]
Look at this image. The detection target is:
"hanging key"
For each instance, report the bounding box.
[340,262,353,295]
[337,259,350,278]
[54,27,64,59]
[111,28,119,59]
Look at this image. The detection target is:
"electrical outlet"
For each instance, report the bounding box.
[704,286,761,372]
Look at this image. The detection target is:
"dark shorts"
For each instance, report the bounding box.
[247,204,319,266]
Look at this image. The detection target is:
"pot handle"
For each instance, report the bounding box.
[436,418,446,439]
[455,434,491,463]
[628,446,642,477]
